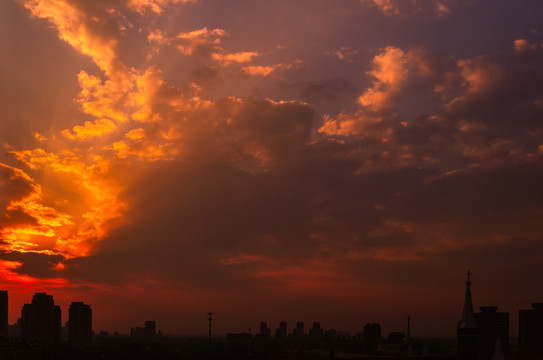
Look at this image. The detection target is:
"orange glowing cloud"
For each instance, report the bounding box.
[358,46,408,111]
[366,0,453,17]
[23,0,121,77]
[4,149,124,258]
[240,61,301,77]
[128,0,196,14]
[173,27,261,66]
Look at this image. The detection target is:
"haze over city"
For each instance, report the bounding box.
[1,0,543,338]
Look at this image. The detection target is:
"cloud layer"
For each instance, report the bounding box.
[1,0,543,336]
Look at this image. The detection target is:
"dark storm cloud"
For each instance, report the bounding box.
[0,251,64,278]
[0,163,35,227]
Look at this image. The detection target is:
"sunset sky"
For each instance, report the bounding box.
[1,0,543,337]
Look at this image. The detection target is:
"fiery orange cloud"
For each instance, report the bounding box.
[23,0,119,76]
[3,149,124,258]
[358,46,408,111]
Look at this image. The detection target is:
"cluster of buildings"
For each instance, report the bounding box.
[130,320,157,339]
[456,271,543,359]
[0,291,92,345]
[226,318,420,357]
[0,273,541,360]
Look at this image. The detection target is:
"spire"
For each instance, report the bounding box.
[458,270,477,329]
[491,335,504,360]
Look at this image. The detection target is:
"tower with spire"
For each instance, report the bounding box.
[457,270,480,360]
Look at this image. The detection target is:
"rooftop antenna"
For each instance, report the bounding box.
[208,312,213,347]
[407,316,411,342]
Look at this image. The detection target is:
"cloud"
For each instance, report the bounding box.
[5,0,543,336]
[240,61,302,78]
[128,0,195,14]
[171,27,261,66]
[358,46,409,111]
[23,0,126,79]
[365,0,454,17]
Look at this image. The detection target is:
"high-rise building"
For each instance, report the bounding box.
[275,321,287,339]
[363,323,381,342]
[259,322,270,339]
[21,293,61,343]
[144,320,156,338]
[519,303,543,354]
[0,290,7,338]
[69,302,92,345]
[474,306,509,358]
[457,271,479,360]
[309,322,324,342]
[293,321,304,339]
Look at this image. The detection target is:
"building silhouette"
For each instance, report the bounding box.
[21,293,61,343]
[519,303,543,354]
[309,322,324,342]
[292,321,304,339]
[474,306,509,358]
[457,271,479,360]
[363,323,381,342]
[363,323,381,353]
[131,320,157,339]
[258,322,270,340]
[69,302,92,345]
[275,321,287,339]
[0,290,7,338]
[145,320,156,338]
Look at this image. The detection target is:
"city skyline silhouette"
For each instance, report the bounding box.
[1,0,543,351]
[0,272,542,359]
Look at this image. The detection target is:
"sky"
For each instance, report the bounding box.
[1,0,543,337]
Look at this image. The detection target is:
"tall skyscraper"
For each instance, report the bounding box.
[0,290,7,338]
[259,322,270,339]
[474,306,509,358]
[363,323,381,342]
[293,321,304,339]
[69,302,92,345]
[21,293,61,343]
[309,322,324,342]
[519,303,543,354]
[275,321,287,339]
[457,271,479,360]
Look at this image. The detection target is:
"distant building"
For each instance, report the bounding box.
[144,320,156,338]
[0,291,7,338]
[519,303,543,354]
[324,328,337,341]
[69,302,92,345]
[131,321,157,339]
[457,271,479,360]
[258,322,270,340]
[309,322,324,342]
[362,322,381,353]
[474,306,509,358]
[387,331,405,343]
[363,323,381,342]
[275,321,287,339]
[21,293,61,343]
[293,321,304,339]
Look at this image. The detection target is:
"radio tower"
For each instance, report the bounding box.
[208,312,214,347]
